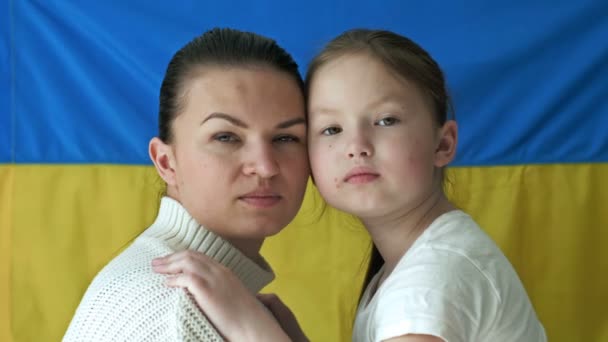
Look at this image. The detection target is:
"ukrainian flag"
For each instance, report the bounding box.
[1,2,606,341]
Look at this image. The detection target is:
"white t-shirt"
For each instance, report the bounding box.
[353,210,546,342]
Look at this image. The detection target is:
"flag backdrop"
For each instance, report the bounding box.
[1,1,607,341]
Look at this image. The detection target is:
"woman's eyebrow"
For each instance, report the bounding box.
[276,117,306,129]
[201,113,305,129]
[201,112,248,128]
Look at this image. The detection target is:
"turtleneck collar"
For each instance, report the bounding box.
[141,196,274,293]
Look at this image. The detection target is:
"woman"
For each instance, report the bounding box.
[63,27,309,341]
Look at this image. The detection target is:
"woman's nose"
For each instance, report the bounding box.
[242,144,280,178]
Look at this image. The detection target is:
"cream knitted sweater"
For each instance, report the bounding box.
[63,197,274,341]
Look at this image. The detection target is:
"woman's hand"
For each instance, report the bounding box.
[152,250,291,342]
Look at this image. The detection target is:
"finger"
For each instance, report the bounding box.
[151,261,184,275]
[152,250,196,265]
[154,258,214,277]
[151,260,186,275]
[164,273,212,306]
[164,273,203,288]
[152,250,214,269]
[151,257,167,266]
[155,252,223,277]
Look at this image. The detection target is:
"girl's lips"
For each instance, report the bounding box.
[345,173,380,184]
[344,167,380,184]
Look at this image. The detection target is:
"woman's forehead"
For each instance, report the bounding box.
[175,68,305,127]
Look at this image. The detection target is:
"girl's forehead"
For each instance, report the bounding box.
[312,55,404,93]
[316,52,377,73]
[307,69,435,121]
[310,58,418,99]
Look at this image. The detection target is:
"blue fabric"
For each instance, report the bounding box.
[0,1,11,163]
[2,0,607,164]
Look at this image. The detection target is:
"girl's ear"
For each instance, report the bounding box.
[149,137,178,186]
[434,120,458,167]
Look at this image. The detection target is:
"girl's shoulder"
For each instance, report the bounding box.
[368,211,545,342]
[410,209,506,269]
[387,210,525,305]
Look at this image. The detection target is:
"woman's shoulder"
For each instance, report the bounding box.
[78,237,178,309]
[64,239,189,340]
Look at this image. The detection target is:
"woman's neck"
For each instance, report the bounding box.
[361,189,455,277]
[144,196,275,292]
[162,191,266,265]
[225,237,265,265]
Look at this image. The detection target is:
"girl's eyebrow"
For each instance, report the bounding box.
[201,112,305,129]
[309,94,404,116]
[365,93,403,110]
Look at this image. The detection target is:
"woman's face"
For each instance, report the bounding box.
[152,66,309,246]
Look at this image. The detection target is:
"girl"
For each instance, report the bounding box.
[153,29,547,342]
[63,28,309,341]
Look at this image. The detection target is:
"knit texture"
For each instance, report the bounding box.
[63,197,274,341]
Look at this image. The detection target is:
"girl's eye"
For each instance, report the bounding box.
[376,117,400,126]
[274,135,300,143]
[213,133,240,143]
[321,126,342,136]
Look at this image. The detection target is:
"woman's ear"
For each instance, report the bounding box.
[149,137,177,186]
[434,120,458,167]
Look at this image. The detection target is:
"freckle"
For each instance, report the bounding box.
[329,144,332,149]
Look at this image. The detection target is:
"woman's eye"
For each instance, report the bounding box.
[213,133,240,143]
[376,117,400,126]
[274,135,300,143]
[321,126,342,136]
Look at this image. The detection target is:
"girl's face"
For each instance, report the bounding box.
[151,66,309,244]
[307,54,456,220]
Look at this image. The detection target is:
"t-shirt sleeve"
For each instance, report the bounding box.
[371,248,500,342]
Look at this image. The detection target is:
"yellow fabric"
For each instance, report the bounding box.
[9,165,161,341]
[1,165,14,342]
[2,163,607,341]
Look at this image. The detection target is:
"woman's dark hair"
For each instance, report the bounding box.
[158,27,304,142]
[305,29,454,304]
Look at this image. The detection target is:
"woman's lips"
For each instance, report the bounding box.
[239,190,282,208]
